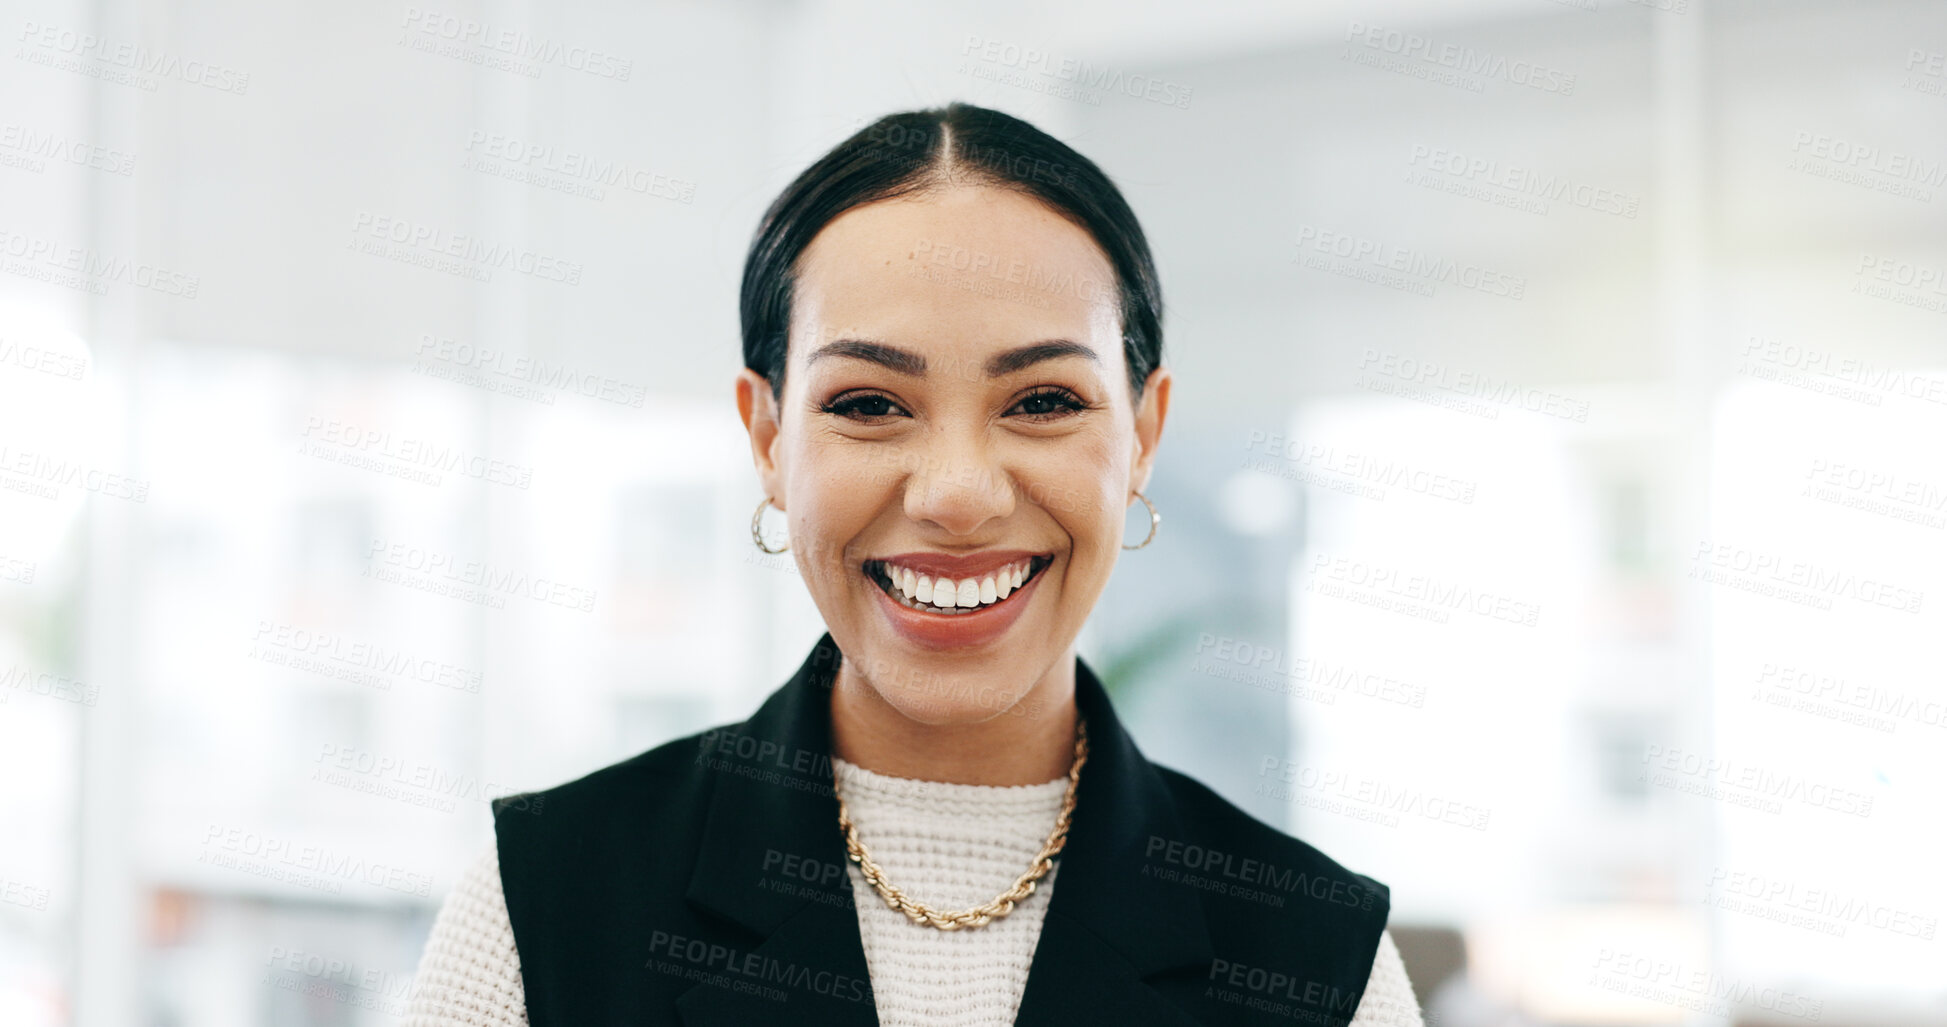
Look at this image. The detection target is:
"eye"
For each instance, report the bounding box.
[1009,386,1090,422]
[820,390,910,422]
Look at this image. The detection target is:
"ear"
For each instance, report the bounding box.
[735,368,786,507]
[1128,364,1171,496]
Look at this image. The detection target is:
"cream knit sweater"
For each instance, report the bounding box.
[402,759,1423,1026]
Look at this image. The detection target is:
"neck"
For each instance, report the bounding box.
[828,653,1080,787]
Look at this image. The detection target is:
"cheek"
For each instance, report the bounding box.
[1018,434,1125,546]
[786,441,889,568]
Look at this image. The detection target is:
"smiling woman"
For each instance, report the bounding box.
[402,102,1422,1027]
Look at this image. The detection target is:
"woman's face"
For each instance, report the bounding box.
[736,184,1169,725]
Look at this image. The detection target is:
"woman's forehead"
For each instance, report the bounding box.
[790,187,1121,356]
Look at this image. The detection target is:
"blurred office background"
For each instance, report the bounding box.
[2,0,1944,1023]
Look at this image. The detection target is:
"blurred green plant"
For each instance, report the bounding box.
[1090,608,1230,706]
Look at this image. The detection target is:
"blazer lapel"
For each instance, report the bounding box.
[677,633,878,1026]
[677,632,1213,1026]
[1013,656,1214,1026]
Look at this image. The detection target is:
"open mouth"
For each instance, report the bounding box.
[862,556,1052,616]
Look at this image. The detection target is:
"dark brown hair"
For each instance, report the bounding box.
[739,102,1164,405]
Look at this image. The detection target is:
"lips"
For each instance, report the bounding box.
[864,555,1050,614]
[861,551,1054,650]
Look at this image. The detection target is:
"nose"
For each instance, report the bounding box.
[899,429,1016,537]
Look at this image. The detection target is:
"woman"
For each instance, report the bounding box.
[404,102,1422,1026]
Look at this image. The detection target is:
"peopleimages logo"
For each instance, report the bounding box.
[199,824,433,897]
[1242,430,1478,505]
[0,225,200,297]
[1738,335,1947,407]
[364,538,597,613]
[1192,633,1428,709]
[1144,835,1379,910]
[398,8,632,80]
[1293,225,1527,300]
[1640,744,1874,817]
[1255,757,1493,831]
[909,236,1114,305]
[0,123,136,176]
[1406,144,1640,218]
[412,333,648,408]
[299,416,534,489]
[250,621,482,693]
[462,130,693,203]
[0,876,51,911]
[647,929,870,1004]
[1307,552,1543,628]
[15,20,251,94]
[1704,866,1938,941]
[1206,956,1361,1026]
[1589,949,1824,1022]
[1342,22,1577,95]
[347,210,583,285]
[958,35,1193,109]
[0,443,150,501]
[1755,663,1947,733]
[1688,540,1924,615]
[0,335,89,380]
[1788,131,1947,200]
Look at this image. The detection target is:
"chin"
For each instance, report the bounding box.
[837,644,1024,719]
[875,684,1037,726]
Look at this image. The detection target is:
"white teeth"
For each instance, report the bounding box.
[874,558,1039,613]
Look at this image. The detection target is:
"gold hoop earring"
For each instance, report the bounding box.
[751,496,789,554]
[1123,490,1160,550]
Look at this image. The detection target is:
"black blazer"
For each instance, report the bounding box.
[492,631,1392,1025]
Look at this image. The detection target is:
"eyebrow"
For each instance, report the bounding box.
[805,338,1098,378]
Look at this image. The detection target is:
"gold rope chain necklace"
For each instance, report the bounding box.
[835,716,1090,931]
